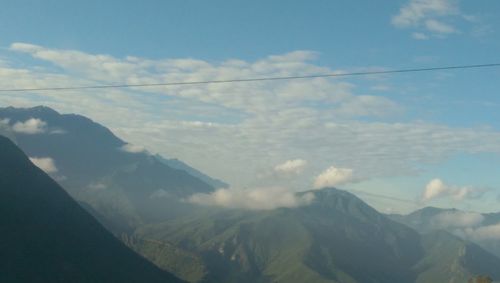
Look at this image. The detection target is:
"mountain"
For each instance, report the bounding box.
[0,135,184,283]
[388,206,459,233]
[0,106,217,232]
[390,207,500,260]
[155,154,228,189]
[415,231,500,283]
[126,188,500,283]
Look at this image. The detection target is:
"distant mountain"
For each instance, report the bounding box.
[155,154,228,189]
[390,207,500,260]
[388,206,459,233]
[0,106,216,232]
[0,135,184,283]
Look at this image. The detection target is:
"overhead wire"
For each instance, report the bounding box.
[0,62,499,92]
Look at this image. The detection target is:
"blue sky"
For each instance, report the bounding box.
[1,0,500,213]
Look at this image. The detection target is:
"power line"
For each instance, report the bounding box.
[349,189,418,205]
[1,62,499,93]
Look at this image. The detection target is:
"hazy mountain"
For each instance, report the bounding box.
[388,206,459,233]
[155,154,228,189]
[0,106,216,232]
[0,135,184,283]
[415,231,500,283]
[390,207,500,260]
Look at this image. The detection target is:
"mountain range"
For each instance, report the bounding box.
[1,105,499,283]
[390,207,500,259]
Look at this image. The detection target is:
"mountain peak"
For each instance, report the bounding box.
[0,105,60,116]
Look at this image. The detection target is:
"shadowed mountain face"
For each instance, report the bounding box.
[0,106,217,232]
[0,135,184,283]
[0,106,215,194]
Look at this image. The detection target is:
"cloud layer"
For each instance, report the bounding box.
[1,43,500,194]
[431,211,484,229]
[188,187,314,210]
[274,159,308,175]
[392,0,470,39]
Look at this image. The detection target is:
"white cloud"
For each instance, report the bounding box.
[422,178,488,202]
[274,159,308,175]
[313,166,354,189]
[2,43,500,191]
[392,0,466,38]
[29,157,58,174]
[431,211,484,229]
[120,143,146,153]
[12,118,47,134]
[412,32,429,40]
[88,182,107,190]
[188,187,314,210]
[422,178,448,200]
[424,19,457,34]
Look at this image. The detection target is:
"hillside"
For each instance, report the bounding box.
[0,135,183,282]
[0,106,217,232]
[390,207,500,259]
[131,189,415,282]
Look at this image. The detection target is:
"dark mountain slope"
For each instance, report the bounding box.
[0,135,183,283]
[0,106,214,195]
[0,106,215,232]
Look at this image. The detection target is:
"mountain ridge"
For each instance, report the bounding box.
[0,135,184,283]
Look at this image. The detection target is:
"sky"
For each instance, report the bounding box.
[1,0,500,213]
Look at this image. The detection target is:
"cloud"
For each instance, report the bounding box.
[465,223,500,241]
[3,43,500,191]
[431,211,484,229]
[422,178,488,202]
[412,32,429,40]
[313,166,354,189]
[12,118,47,134]
[274,159,308,175]
[188,187,314,210]
[29,157,58,174]
[7,43,401,119]
[120,143,146,153]
[88,182,107,191]
[422,179,448,200]
[424,19,457,34]
[0,119,10,132]
[392,0,465,38]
